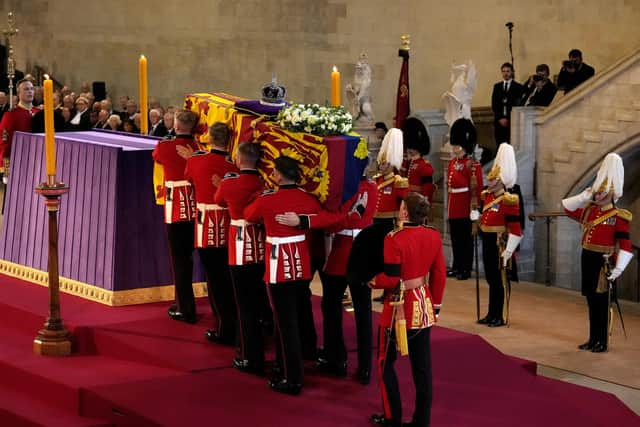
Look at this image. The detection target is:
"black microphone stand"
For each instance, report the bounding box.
[506,22,514,68]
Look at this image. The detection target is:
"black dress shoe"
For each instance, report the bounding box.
[205,329,233,344]
[456,271,471,280]
[477,315,494,325]
[591,342,608,353]
[446,269,458,278]
[268,378,302,396]
[356,367,370,385]
[232,358,264,376]
[370,413,396,426]
[487,318,506,327]
[168,309,196,324]
[578,341,595,350]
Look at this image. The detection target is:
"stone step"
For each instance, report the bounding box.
[616,109,635,122]
[553,151,571,163]
[598,121,618,133]
[568,143,587,153]
[583,130,601,144]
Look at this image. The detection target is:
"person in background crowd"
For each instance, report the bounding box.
[557,48,595,94]
[491,62,522,145]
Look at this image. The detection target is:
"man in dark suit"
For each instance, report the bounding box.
[149,108,168,137]
[491,62,522,145]
[557,49,595,94]
[520,64,558,107]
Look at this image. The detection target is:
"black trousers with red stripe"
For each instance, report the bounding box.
[166,221,195,318]
[198,247,236,341]
[378,326,432,427]
[230,263,267,368]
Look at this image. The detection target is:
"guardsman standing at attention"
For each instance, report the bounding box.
[475,143,522,327]
[214,141,270,374]
[152,110,200,323]
[184,122,239,344]
[403,118,435,203]
[369,192,446,427]
[244,156,322,396]
[446,118,483,280]
[562,153,633,353]
[373,128,409,231]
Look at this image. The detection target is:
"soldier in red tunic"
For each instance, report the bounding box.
[446,118,483,280]
[244,156,322,395]
[275,175,378,383]
[0,79,39,174]
[152,111,200,323]
[214,141,270,374]
[370,192,446,427]
[475,143,522,327]
[403,117,435,203]
[562,153,633,352]
[184,122,239,343]
[373,128,409,230]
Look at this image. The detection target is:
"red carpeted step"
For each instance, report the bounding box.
[0,382,112,427]
[0,322,183,415]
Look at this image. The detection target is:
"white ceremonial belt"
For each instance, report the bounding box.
[266,235,305,245]
[449,187,469,194]
[197,202,226,211]
[336,228,362,238]
[165,180,191,188]
[231,219,254,227]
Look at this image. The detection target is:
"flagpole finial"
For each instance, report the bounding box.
[400,35,410,51]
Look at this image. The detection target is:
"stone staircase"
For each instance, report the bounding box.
[534,47,640,189]
[511,46,640,292]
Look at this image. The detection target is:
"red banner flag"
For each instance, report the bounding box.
[394,48,410,129]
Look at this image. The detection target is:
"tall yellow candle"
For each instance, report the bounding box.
[138,55,149,134]
[331,66,341,106]
[43,78,56,177]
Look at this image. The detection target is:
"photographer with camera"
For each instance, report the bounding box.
[557,49,595,93]
[520,64,557,107]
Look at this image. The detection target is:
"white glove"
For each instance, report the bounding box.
[501,233,522,267]
[350,191,368,217]
[562,188,592,211]
[469,209,480,221]
[607,250,633,281]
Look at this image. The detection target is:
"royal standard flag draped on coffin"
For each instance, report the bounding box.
[166,92,369,210]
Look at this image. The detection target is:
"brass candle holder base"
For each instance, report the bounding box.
[33,178,72,356]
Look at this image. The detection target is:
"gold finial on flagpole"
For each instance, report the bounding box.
[400,34,410,51]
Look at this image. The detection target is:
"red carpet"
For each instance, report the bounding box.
[0,274,638,427]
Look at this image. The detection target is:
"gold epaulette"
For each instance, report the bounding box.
[394,176,409,189]
[617,209,632,222]
[480,189,490,201]
[503,192,519,206]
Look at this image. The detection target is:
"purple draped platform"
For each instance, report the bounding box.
[0,130,199,292]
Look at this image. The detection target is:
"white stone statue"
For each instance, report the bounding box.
[346,52,374,126]
[442,60,477,127]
